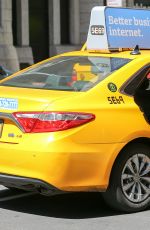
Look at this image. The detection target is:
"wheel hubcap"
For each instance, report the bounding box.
[121,154,150,203]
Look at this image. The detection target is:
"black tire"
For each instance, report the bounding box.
[102,143,150,213]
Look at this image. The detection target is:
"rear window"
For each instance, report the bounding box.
[0,56,131,92]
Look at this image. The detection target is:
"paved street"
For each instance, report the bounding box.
[0,186,149,230]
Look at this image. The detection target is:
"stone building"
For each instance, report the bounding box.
[0,0,149,72]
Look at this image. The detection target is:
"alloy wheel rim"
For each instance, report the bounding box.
[121,153,150,203]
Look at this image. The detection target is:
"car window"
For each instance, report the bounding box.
[0,56,131,92]
[120,65,150,96]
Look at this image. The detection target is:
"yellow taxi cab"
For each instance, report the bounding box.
[0,6,150,213]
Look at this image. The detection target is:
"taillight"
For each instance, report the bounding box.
[13,112,95,133]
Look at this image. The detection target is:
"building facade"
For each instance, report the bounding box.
[0,0,149,72]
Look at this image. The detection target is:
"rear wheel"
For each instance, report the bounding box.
[102,143,150,212]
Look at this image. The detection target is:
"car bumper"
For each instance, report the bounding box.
[0,173,61,195]
[0,137,125,193]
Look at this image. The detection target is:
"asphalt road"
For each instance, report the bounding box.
[0,186,149,230]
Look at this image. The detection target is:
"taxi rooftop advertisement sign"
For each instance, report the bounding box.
[87,7,150,50]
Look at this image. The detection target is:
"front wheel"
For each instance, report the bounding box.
[102,143,150,213]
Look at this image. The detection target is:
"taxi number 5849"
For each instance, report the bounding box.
[107,96,125,104]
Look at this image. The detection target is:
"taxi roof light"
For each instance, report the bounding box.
[87,7,150,51]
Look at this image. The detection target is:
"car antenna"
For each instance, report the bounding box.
[130,45,141,55]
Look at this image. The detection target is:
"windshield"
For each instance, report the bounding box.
[0,56,131,92]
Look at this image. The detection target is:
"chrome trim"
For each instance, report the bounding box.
[0,112,25,133]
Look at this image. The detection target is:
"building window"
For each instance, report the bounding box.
[29,0,49,63]
[0,0,2,27]
[134,0,150,8]
[12,0,17,45]
[104,0,107,5]
[60,0,70,44]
